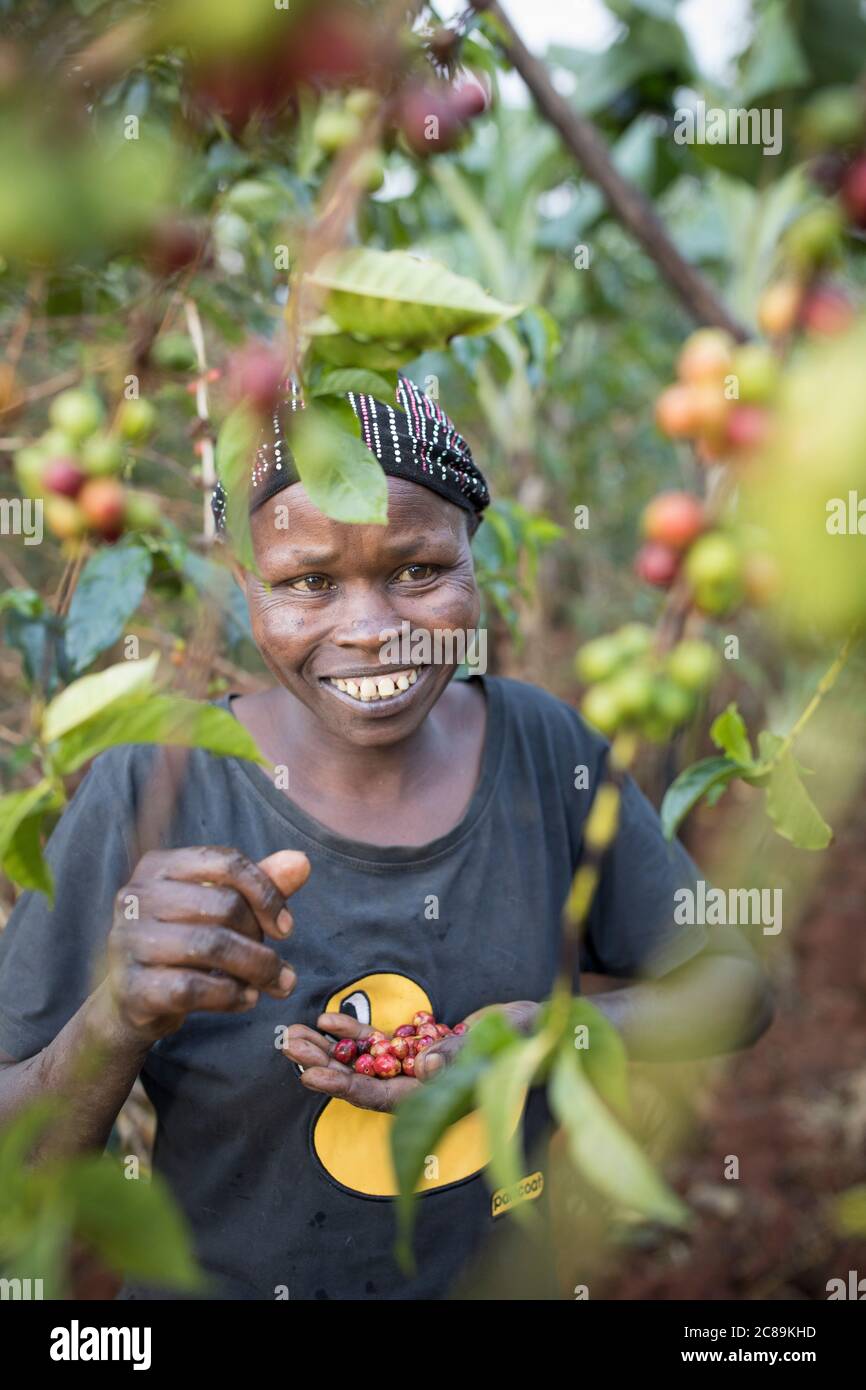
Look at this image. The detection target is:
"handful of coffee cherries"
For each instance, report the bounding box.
[333,1012,467,1079]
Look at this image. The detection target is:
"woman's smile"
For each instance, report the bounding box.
[318,663,430,714]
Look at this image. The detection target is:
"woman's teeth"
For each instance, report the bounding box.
[329,670,418,702]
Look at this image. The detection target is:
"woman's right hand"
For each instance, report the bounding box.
[105,846,310,1044]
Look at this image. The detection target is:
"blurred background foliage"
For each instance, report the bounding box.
[1,0,866,1299]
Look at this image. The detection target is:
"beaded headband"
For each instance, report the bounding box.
[211,373,489,533]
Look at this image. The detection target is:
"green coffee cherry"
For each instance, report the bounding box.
[666,640,720,693]
[81,432,124,477]
[575,635,624,685]
[117,398,157,443]
[581,683,622,737]
[152,333,197,372]
[49,389,105,442]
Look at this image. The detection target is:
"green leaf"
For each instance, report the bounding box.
[41,653,159,744]
[391,1011,520,1268]
[0,588,43,618]
[660,756,740,841]
[309,368,399,401]
[0,1098,64,1195]
[65,539,153,676]
[756,730,784,761]
[710,703,754,766]
[51,1156,202,1290]
[831,1185,866,1237]
[215,403,259,573]
[4,607,69,694]
[179,550,253,651]
[290,402,388,525]
[477,1024,561,1220]
[0,781,62,898]
[765,748,832,850]
[549,1046,688,1227]
[4,810,54,898]
[307,318,410,371]
[0,1200,70,1300]
[51,694,267,775]
[306,248,521,347]
[569,999,631,1118]
[737,0,811,105]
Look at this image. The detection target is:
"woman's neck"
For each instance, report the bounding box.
[241,683,457,808]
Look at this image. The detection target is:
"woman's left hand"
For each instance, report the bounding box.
[282,1001,539,1115]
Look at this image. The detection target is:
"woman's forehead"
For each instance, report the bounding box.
[251,476,470,559]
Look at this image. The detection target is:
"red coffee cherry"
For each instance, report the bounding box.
[373,1053,401,1079]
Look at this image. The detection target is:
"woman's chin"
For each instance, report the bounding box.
[300,664,448,743]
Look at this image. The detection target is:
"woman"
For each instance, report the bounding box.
[0,375,771,1300]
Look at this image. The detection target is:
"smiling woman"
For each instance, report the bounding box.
[0,373,771,1303]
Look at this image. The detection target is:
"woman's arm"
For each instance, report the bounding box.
[0,845,310,1161]
[589,947,774,1061]
[0,981,154,1159]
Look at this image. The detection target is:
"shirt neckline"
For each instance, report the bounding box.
[218,673,506,867]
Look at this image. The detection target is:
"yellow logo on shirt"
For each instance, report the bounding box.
[490,1170,545,1218]
[311,972,523,1200]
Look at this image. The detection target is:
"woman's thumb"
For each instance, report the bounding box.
[258,849,311,897]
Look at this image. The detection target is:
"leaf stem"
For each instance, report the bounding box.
[184,298,216,544]
[558,730,638,987]
[772,629,859,765]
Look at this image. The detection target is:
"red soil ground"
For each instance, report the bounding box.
[603,799,866,1300]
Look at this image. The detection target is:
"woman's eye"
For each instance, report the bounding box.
[394,564,437,583]
[289,574,332,593]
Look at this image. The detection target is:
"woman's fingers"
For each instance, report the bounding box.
[282,1025,335,1069]
[123,966,259,1028]
[461,1000,539,1033]
[298,1065,418,1113]
[413,1034,467,1081]
[142,846,299,941]
[316,1012,371,1040]
[131,919,295,999]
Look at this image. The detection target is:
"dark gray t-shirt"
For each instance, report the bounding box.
[0,675,709,1299]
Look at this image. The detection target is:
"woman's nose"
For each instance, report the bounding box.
[330,587,401,651]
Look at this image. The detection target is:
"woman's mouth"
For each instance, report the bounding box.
[319,666,429,712]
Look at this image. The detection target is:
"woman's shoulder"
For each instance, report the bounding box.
[482,674,607,755]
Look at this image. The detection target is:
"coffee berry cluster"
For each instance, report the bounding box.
[14,388,160,543]
[577,622,719,741]
[333,1011,467,1079]
[633,484,775,618]
[754,84,866,344]
[654,329,780,469]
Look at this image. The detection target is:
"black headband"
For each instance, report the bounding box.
[211,373,489,533]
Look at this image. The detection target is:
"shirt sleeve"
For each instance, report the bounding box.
[580,772,711,980]
[0,757,133,1061]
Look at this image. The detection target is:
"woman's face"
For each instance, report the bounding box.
[244,476,481,746]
